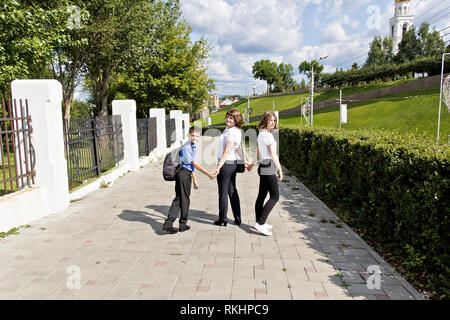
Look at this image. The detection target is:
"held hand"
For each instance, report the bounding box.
[208,170,216,179]
[246,163,254,172]
[278,171,283,182]
[212,168,220,177]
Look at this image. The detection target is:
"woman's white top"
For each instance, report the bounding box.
[258,130,277,160]
[217,126,242,161]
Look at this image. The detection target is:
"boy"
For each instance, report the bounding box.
[163,126,215,234]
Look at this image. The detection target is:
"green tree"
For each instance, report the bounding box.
[40,0,91,119]
[298,60,324,86]
[300,78,306,89]
[107,11,215,117]
[68,99,93,118]
[418,22,445,57]
[351,63,359,70]
[366,36,385,66]
[82,0,170,116]
[274,62,295,92]
[0,0,69,98]
[252,59,279,93]
[395,26,421,63]
[382,37,394,64]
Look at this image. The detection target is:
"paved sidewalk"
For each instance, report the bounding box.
[0,137,425,300]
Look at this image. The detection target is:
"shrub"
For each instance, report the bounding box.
[279,126,449,298]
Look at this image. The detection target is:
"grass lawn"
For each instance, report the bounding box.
[247,86,450,144]
[210,78,417,125]
[1,152,18,196]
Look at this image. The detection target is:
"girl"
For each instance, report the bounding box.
[213,109,244,226]
[246,111,282,236]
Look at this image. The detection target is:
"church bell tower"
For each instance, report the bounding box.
[389,0,414,53]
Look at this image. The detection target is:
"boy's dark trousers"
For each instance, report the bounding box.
[164,167,192,229]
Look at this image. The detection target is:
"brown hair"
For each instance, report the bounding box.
[225,109,243,128]
[189,126,201,134]
[257,111,278,130]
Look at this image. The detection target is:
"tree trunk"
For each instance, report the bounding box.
[93,68,110,117]
[64,90,74,120]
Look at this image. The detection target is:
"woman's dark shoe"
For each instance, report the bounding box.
[214,220,227,226]
[234,218,241,226]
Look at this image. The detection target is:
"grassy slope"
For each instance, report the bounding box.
[210,78,416,125]
[248,86,450,143]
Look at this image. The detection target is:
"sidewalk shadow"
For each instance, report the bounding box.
[118,210,167,235]
[118,205,228,235]
[146,204,230,227]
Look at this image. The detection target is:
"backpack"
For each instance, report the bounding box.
[162,146,184,181]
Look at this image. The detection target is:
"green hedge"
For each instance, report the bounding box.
[321,55,450,87]
[279,126,449,297]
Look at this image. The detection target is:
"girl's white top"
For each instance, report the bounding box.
[258,130,277,160]
[217,126,242,161]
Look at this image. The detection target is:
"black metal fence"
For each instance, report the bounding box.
[166,118,176,147]
[137,117,157,157]
[63,115,124,190]
[1,99,35,196]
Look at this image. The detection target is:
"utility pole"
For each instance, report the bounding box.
[247,88,250,124]
[310,63,314,126]
[437,53,449,143]
[339,88,342,129]
[310,54,328,126]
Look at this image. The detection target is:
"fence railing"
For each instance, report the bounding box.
[137,117,157,157]
[63,115,124,190]
[1,99,35,196]
[166,118,176,147]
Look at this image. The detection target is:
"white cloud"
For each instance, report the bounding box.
[322,20,348,43]
[181,0,437,96]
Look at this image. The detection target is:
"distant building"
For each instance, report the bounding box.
[219,99,234,109]
[390,0,414,53]
[230,96,240,103]
[199,107,209,119]
[209,94,220,110]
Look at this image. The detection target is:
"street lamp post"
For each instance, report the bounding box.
[437,52,449,143]
[247,88,250,124]
[310,54,328,125]
[246,85,257,124]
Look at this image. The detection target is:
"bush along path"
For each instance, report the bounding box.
[278,126,449,300]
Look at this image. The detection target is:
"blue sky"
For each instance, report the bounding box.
[75,0,450,101]
[179,0,450,97]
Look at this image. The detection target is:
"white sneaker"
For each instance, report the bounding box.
[255,223,272,236]
[263,223,273,230]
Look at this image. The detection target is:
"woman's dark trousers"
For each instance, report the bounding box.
[217,161,241,223]
[255,166,279,225]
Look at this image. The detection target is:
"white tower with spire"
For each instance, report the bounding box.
[389,0,414,53]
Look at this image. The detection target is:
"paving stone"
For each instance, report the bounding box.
[0,148,424,300]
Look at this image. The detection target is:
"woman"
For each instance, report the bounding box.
[246,111,282,236]
[213,109,243,226]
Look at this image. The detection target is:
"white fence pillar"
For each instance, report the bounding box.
[112,100,139,172]
[181,113,190,143]
[149,108,167,157]
[11,79,69,215]
[170,110,183,147]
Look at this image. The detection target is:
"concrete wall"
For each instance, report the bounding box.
[280,73,446,117]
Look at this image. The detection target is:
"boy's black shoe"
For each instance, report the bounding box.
[179,225,191,232]
[163,227,178,234]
